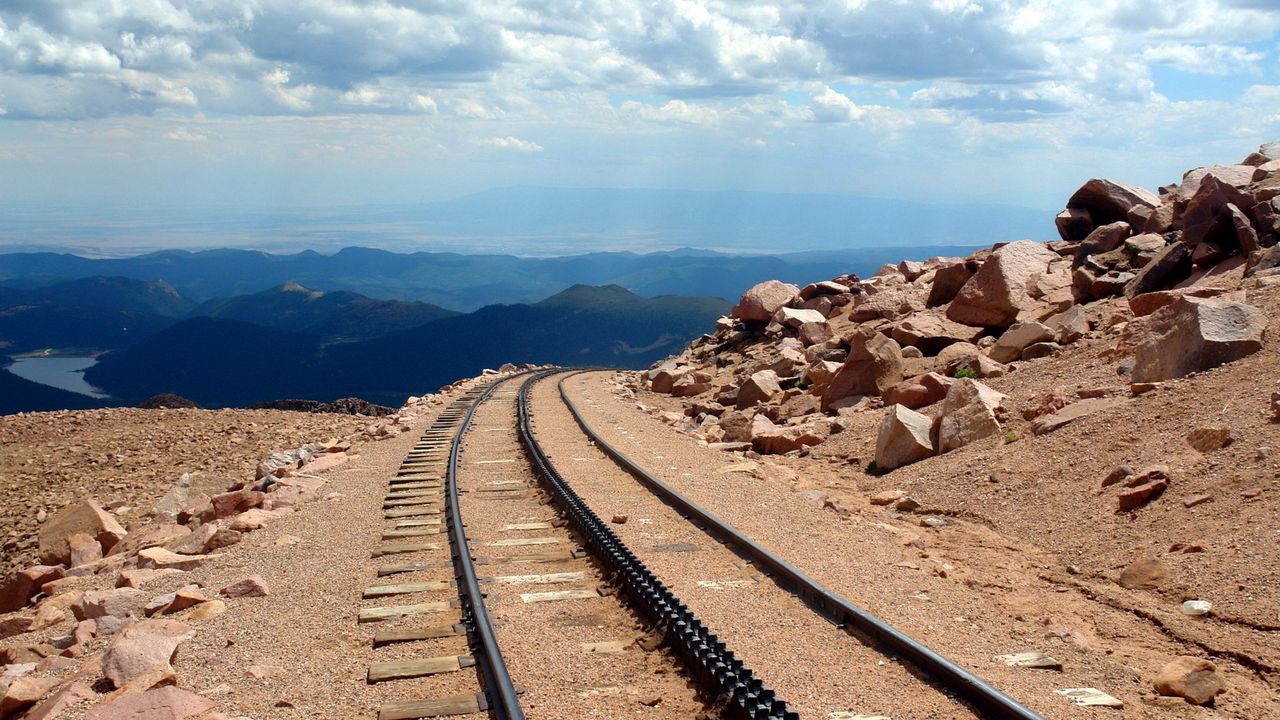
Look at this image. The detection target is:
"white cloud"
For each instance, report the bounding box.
[480,135,543,152]
[810,86,867,123]
[1141,43,1264,75]
[166,128,207,142]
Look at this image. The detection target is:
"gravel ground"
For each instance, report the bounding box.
[552,370,1280,719]
[458,381,708,720]
[0,408,370,575]
[529,373,982,720]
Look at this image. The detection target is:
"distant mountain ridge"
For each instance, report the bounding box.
[85,285,729,408]
[192,283,458,343]
[0,244,984,311]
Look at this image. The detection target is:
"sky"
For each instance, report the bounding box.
[0,0,1278,245]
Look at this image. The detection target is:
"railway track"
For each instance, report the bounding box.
[355,368,1045,719]
[525,369,1049,720]
[359,373,767,719]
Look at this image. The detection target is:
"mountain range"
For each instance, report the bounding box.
[84,285,728,407]
[0,245,983,311]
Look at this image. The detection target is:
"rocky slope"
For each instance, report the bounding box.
[633,141,1280,709]
[0,368,500,718]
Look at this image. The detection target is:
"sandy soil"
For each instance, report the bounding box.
[569,363,1280,719]
[0,408,370,575]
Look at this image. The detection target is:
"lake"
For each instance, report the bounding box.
[7,356,113,398]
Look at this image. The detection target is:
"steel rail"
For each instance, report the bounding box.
[554,370,1047,720]
[517,370,796,720]
[444,378,525,720]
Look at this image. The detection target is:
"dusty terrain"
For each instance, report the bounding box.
[0,408,372,576]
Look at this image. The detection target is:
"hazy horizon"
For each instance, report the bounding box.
[0,1,1276,255]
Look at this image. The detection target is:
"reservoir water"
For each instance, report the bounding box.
[7,356,112,398]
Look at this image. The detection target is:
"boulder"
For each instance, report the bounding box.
[799,280,849,299]
[220,575,269,598]
[731,280,800,323]
[890,313,983,356]
[775,306,826,328]
[228,509,278,533]
[874,405,936,470]
[1132,296,1265,382]
[1178,164,1257,201]
[750,418,825,455]
[0,675,60,718]
[797,321,833,347]
[108,523,188,558]
[0,565,65,613]
[85,686,213,720]
[137,547,218,572]
[948,353,1008,379]
[68,533,103,567]
[1153,657,1226,705]
[1073,221,1131,266]
[209,489,264,519]
[1055,207,1094,241]
[946,241,1059,328]
[1181,174,1256,251]
[167,525,241,555]
[102,630,189,689]
[1227,203,1260,255]
[936,379,1007,453]
[1044,305,1088,343]
[176,494,214,526]
[802,359,841,390]
[1066,178,1159,226]
[1128,287,1239,317]
[72,588,148,623]
[736,370,782,409]
[990,321,1055,364]
[1117,476,1168,511]
[821,330,904,408]
[37,497,128,565]
[1124,241,1192,297]
[883,373,952,409]
[717,410,755,443]
[927,260,977,307]
[1186,425,1235,453]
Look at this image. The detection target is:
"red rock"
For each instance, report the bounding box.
[946,241,1059,328]
[37,498,127,565]
[874,405,935,471]
[137,547,217,572]
[1031,397,1126,435]
[302,452,349,473]
[1055,207,1094,241]
[85,686,214,720]
[1117,479,1168,512]
[0,565,65,613]
[937,379,1007,453]
[210,489,264,519]
[890,312,983,356]
[1186,425,1235,452]
[107,523,188,558]
[1181,174,1255,251]
[883,373,952,410]
[72,588,147,623]
[1118,556,1166,588]
[731,280,800,323]
[1131,296,1265,382]
[176,495,214,526]
[797,321,833,346]
[227,509,278,533]
[68,533,103,568]
[116,569,187,589]
[1128,286,1239,317]
[0,675,60,717]
[716,410,754,443]
[1066,178,1159,226]
[21,680,94,720]
[1153,657,1225,705]
[102,631,189,689]
[220,575,269,598]
[0,615,35,640]
[736,370,781,410]
[1124,240,1192,297]
[927,260,978,307]
[821,329,904,408]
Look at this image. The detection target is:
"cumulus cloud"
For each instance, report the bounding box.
[166,128,207,142]
[480,135,543,152]
[0,0,1275,195]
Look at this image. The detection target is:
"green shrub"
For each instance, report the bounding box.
[953,368,978,379]
[1003,431,1019,444]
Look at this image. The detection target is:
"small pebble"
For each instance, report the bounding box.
[611,514,628,524]
[1179,600,1212,616]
